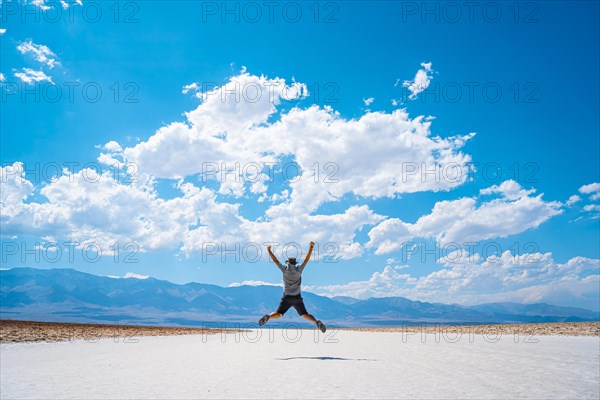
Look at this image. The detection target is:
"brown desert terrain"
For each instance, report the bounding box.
[0,319,243,343]
[344,321,600,337]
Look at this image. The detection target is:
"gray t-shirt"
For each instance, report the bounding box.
[277,262,307,296]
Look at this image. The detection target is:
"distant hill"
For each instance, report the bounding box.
[1,268,598,327]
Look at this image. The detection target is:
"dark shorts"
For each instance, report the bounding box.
[276,294,308,316]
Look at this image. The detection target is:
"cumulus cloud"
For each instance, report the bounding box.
[0,29,6,35]
[566,194,581,206]
[583,204,600,213]
[363,97,374,106]
[108,272,150,280]
[575,182,600,219]
[31,0,51,10]
[367,180,562,253]
[108,70,475,217]
[579,182,600,201]
[115,71,307,182]
[29,0,81,10]
[182,82,200,95]
[403,62,434,100]
[1,160,382,260]
[97,140,123,153]
[1,164,218,252]
[311,251,600,310]
[13,68,53,84]
[182,204,384,260]
[228,280,282,287]
[1,70,559,265]
[0,162,35,221]
[479,180,536,200]
[17,40,58,69]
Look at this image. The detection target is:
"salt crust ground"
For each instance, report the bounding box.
[2,329,599,399]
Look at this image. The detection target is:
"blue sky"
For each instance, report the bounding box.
[1,1,599,310]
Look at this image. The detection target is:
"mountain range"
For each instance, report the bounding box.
[1,267,598,327]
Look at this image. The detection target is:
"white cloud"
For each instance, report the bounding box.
[113,70,475,218]
[249,173,270,194]
[1,167,217,252]
[413,186,562,245]
[0,73,5,82]
[0,29,6,35]
[367,180,562,253]
[311,251,600,310]
[31,0,51,10]
[117,71,307,182]
[579,182,600,201]
[182,82,200,95]
[403,62,434,100]
[363,97,374,106]
[0,162,35,220]
[4,70,562,267]
[99,140,123,153]
[108,272,150,280]
[228,280,282,287]
[2,161,382,260]
[13,68,53,84]
[17,40,58,69]
[566,194,581,206]
[182,204,384,260]
[267,189,289,203]
[479,180,536,200]
[366,218,413,254]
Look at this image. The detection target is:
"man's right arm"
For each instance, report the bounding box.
[267,246,285,271]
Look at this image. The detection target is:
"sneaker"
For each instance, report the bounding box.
[258,314,270,326]
[316,320,327,333]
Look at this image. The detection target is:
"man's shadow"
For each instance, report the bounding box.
[276,356,376,361]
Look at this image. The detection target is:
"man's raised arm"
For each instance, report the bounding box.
[267,245,285,272]
[299,242,315,272]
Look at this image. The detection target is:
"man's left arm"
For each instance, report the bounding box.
[299,242,315,272]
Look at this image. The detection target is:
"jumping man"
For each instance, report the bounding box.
[258,242,327,333]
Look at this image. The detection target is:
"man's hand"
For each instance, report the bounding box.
[310,241,315,248]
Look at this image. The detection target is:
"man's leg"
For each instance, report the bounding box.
[259,311,282,326]
[260,297,291,326]
[302,313,327,332]
[294,298,326,333]
[301,313,317,323]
